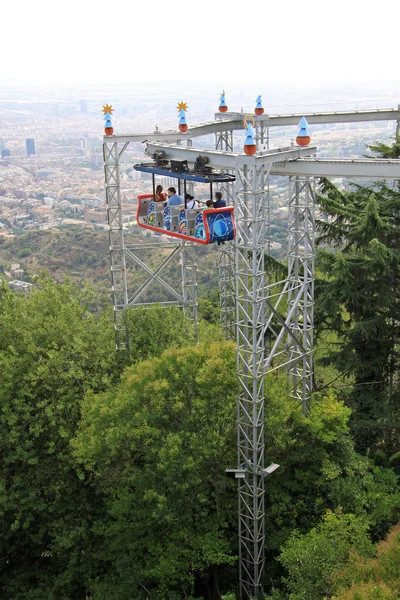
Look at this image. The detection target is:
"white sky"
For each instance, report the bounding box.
[2,0,400,86]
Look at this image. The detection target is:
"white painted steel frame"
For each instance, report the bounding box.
[104,108,400,146]
[103,104,400,599]
[104,141,129,349]
[215,130,236,340]
[287,177,315,415]
[235,161,269,599]
[103,138,198,350]
[180,242,198,336]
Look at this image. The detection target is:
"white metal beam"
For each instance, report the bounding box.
[144,142,316,169]
[215,108,400,128]
[271,158,400,178]
[104,108,400,146]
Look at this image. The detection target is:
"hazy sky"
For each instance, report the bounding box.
[3,0,400,86]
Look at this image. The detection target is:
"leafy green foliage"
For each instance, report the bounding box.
[315,178,400,451]
[0,277,118,599]
[331,523,400,600]
[263,377,400,557]
[367,139,400,160]
[125,304,196,363]
[273,509,374,600]
[73,341,238,599]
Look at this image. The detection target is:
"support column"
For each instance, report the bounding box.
[181,242,198,337]
[255,117,269,150]
[216,131,236,339]
[103,141,129,350]
[287,176,315,414]
[235,161,267,599]
[215,129,233,152]
[219,244,236,340]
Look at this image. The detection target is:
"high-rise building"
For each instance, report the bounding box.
[80,99,88,114]
[26,138,36,157]
[0,138,5,150]
[1,149,11,158]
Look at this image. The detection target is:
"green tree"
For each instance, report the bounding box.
[315,178,400,450]
[331,523,400,600]
[368,139,400,159]
[73,341,238,600]
[124,304,196,363]
[0,278,118,599]
[271,509,374,600]
[263,380,400,557]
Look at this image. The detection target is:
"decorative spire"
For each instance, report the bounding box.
[255,95,264,116]
[177,102,188,132]
[102,104,114,136]
[219,90,228,113]
[243,115,256,156]
[296,116,311,146]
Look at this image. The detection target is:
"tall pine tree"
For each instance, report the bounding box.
[315,173,400,452]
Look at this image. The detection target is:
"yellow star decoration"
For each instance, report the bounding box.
[177,101,188,112]
[102,104,114,115]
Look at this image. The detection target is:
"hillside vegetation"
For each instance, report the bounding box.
[0,226,222,300]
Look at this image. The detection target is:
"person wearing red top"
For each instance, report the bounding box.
[155,184,167,202]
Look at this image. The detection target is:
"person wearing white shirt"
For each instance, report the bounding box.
[185,194,199,209]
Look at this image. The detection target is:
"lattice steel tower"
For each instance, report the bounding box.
[104,104,400,600]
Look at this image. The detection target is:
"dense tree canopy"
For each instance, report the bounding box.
[331,523,400,600]
[268,509,374,600]
[315,178,400,452]
[0,277,117,599]
[73,341,238,600]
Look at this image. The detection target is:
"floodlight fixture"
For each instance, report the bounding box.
[226,468,247,479]
[261,463,280,478]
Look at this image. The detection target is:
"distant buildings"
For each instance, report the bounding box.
[1,149,11,158]
[80,99,88,114]
[26,138,36,157]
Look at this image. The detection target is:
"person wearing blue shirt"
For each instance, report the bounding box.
[167,187,184,206]
[213,191,226,208]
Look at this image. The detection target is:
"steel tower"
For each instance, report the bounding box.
[104,104,400,599]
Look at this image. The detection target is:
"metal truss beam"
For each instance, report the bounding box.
[145,141,316,169]
[215,129,234,152]
[235,162,269,600]
[103,137,199,345]
[103,104,398,598]
[105,107,400,147]
[215,132,236,340]
[287,177,315,414]
[271,158,400,178]
[125,245,183,305]
[104,141,129,350]
[180,242,198,337]
[145,142,400,179]
[214,108,400,127]
[219,240,236,340]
